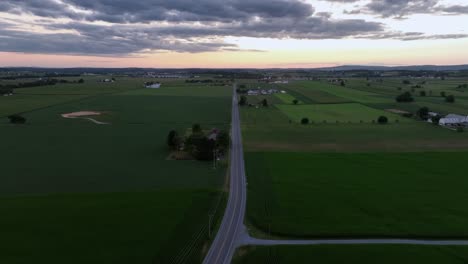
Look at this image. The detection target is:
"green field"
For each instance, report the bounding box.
[293,81,393,103]
[234,245,468,264]
[0,77,232,263]
[246,152,468,238]
[276,103,408,123]
[274,93,302,105]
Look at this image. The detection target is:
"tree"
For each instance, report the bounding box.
[446,95,455,103]
[192,123,202,134]
[396,92,414,103]
[261,99,268,107]
[8,114,26,124]
[417,107,430,120]
[239,95,247,106]
[78,78,84,84]
[340,80,346,86]
[402,80,411,85]
[440,91,446,97]
[419,91,426,97]
[377,116,388,124]
[239,84,246,89]
[431,115,441,125]
[167,130,180,150]
[301,118,309,125]
[216,130,230,151]
[293,99,299,105]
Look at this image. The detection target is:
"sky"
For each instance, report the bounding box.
[0,0,467,68]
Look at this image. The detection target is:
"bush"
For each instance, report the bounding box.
[377,116,388,124]
[441,91,446,97]
[457,127,464,133]
[293,99,299,105]
[301,118,309,125]
[8,114,26,124]
[419,91,426,96]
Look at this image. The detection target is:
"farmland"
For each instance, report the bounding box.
[276,103,408,123]
[0,77,232,263]
[234,245,468,264]
[239,77,468,262]
[246,152,468,238]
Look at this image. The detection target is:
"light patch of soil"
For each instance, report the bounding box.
[386,109,410,114]
[61,111,110,125]
[62,111,102,118]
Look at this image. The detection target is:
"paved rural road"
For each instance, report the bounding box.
[203,84,247,264]
[202,84,468,264]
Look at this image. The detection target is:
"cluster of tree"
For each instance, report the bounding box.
[8,114,26,124]
[167,124,230,161]
[457,84,468,89]
[301,118,309,125]
[396,92,414,102]
[0,78,84,90]
[419,91,426,96]
[417,107,430,120]
[402,80,411,85]
[440,91,456,102]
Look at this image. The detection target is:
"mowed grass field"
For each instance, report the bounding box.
[0,78,232,263]
[234,245,468,264]
[246,152,468,238]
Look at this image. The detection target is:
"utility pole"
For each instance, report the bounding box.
[212,148,217,169]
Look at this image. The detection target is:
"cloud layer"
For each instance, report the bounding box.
[0,0,467,56]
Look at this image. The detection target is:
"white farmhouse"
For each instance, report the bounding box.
[145,82,161,89]
[439,114,468,126]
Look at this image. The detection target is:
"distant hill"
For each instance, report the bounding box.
[315,65,468,71]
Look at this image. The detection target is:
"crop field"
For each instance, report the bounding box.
[240,77,468,262]
[234,245,468,264]
[246,152,468,238]
[276,103,408,123]
[274,93,302,104]
[293,81,393,103]
[0,77,232,263]
[282,83,351,104]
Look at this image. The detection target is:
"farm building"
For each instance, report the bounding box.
[439,114,468,126]
[145,82,161,89]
